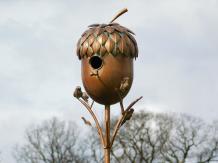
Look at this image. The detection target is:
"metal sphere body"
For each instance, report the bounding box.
[82,55,133,105]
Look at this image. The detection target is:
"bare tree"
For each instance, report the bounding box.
[86,111,218,163]
[14,117,87,163]
[85,111,173,163]
[14,112,218,163]
[160,114,207,163]
[111,111,173,163]
[197,121,218,163]
[83,130,103,163]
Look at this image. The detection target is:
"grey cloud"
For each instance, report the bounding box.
[0,0,218,162]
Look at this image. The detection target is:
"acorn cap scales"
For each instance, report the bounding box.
[76,9,138,60]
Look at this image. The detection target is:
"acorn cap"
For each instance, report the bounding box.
[76,9,138,60]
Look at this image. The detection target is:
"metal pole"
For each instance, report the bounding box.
[104,105,110,163]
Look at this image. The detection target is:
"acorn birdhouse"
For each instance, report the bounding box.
[74,9,142,163]
[76,9,138,105]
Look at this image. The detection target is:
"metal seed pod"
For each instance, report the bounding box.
[76,17,138,105]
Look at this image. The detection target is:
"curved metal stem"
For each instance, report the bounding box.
[110,8,128,23]
[110,115,125,147]
[75,86,142,163]
[77,98,105,147]
[110,96,143,146]
[126,96,143,112]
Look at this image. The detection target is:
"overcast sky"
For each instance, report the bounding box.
[0,0,218,162]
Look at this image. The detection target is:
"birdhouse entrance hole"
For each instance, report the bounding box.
[89,56,103,69]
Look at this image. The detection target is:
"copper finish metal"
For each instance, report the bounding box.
[74,90,142,163]
[74,8,142,163]
[76,22,138,60]
[110,8,128,23]
[104,105,110,163]
[76,8,138,105]
[82,55,133,105]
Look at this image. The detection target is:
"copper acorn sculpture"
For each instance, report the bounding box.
[76,9,138,105]
[74,8,142,163]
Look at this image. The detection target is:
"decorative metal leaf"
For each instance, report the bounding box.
[109,23,119,26]
[100,24,107,28]
[127,33,138,58]
[105,26,115,33]
[88,23,100,27]
[87,47,93,57]
[97,33,108,45]
[76,23,138,59]
[123,42,130,57]
[86,28,95,36]
[112,44,118,56]
[81,30,88,36]
[80,35,87,45]
[110,32,121,44]
[118,36,127,54]
[88,35,95,46]
[92,40,101,54]
[76,38,81,56]
[128,38,135,57]
[94,27,104,37]
[80,46,84,58]
[100,46,107,56]
[114,25,125,33]
[105,38,114,53]
[135,43,138,58]
[127,33,137,47]
[126,28,135,35]
[81,41,88,55]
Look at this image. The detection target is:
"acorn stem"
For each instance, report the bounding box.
[109,8,128,23]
